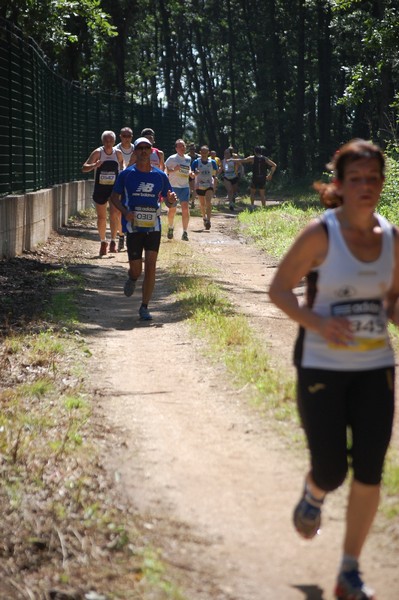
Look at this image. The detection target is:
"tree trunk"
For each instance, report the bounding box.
[226,0,236,147]
[317,0,332,168]
[292,0,306,176]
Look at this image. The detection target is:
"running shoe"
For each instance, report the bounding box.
[118,235,125,252]
[203,217,207,228]
[123,278,136,297]
[181,231,189,241]
[109,240,117,253]
[293,488,323,539]
[335,569,375,599]
[139,305,153,321]
[229,203,235,212]
[205,220,211,230]
[167,227,174,240]
[99,241,108,256]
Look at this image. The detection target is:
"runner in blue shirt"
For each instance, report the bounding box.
[110,137,177,321]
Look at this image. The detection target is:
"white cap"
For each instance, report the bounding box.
[134,137,152,148]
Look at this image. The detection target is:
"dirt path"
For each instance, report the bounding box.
[67,207,398,600]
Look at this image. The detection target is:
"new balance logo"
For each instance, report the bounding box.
[136,182,154,193]
[308,383,326,394]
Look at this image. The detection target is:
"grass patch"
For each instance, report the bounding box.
[238,198,322,259]
[0,250,187,598]
[160,240,297,428]
[43,268,83,326]
[141,548,185,600]
[383,449,399,517]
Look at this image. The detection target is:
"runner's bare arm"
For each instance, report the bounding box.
[268,221,353,344]
[158,150,165,171]
[109,191,134,221]
[115,148,124,171]
[238,156,254,164]
[266,158,277,180]
[163,190,177,205]
[82,149,101,172]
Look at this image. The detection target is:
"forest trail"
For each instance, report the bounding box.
[67,205,399,600]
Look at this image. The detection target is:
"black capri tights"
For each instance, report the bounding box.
[296,367,395,491]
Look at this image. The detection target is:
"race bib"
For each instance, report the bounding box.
[197,165,213,187]
[99,171,116,185]
[177,164,190,179]
[133,206,157,228]
[329,299,388,351]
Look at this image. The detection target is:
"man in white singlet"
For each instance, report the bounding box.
[114,127,134,250]
[82,130,124,256]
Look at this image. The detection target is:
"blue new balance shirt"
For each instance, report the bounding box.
[113,165,172,233]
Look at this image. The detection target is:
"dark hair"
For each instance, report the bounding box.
[141,128,155,136]
[313,139,385,208]
[254,146,262,154]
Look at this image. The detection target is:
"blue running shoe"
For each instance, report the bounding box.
[293,488,323,539]
[335,569,375,599]
[139,305,153,321]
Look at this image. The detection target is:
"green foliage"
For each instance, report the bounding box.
[4,0,116,79]
[378,149,399,223]
[141,548,185,599]
[239,201,321,259]
[382,449,399,516]
[5,0,399,171]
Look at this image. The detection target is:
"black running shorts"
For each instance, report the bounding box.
[251,177,266,190]
[196,187,213,196]
[126,231,161,261]
[296,366,395,490]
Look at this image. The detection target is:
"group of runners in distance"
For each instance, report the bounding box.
[82,128,277,319]
[82,131,396,600]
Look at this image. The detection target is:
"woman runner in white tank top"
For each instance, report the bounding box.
[269,139,399,600]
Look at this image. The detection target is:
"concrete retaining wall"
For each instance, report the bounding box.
[0,180,94,259]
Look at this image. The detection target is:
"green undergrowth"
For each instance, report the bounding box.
[0,255,186,598]
[238,197,322,259]
[159,241,297,432]
[43,267,84,324]
[382,448,399,518]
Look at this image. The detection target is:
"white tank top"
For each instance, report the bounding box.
[115,142,133,168]
[223,158,236,179]
[295,209,395,370]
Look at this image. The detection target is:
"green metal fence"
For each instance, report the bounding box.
[0,18,181,197]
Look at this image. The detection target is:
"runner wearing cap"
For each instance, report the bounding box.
[110,137,176,321]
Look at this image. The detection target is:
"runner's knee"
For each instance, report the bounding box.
[312,464,347,492]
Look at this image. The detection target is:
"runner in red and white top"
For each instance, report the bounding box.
[128,128,165,171]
